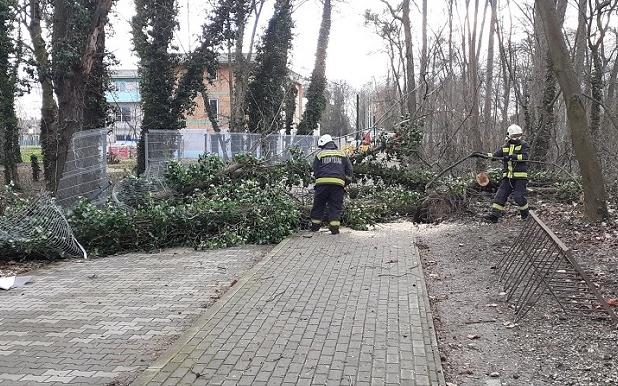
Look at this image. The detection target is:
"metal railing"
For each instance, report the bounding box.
[497,211,618,323]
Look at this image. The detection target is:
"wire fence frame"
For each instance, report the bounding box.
[497,211,618,324]
[144,130,334,177]
[56,128,110,208]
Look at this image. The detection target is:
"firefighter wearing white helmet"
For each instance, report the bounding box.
[507,124,523,140]
[310,134,353,234]
[317,134,333,147]
[471,124,530,223]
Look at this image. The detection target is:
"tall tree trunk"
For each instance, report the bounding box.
[536,0,608,220]
[83,29,108,131]
[586,1,615,141]
[606,31,618,134]
[26,0,58,189]
[482,0,497,141]
[230,35,247,132]
[230,0,265,132]
[50,0,113,192]
[535,54,556,167]
[419,0,427,104]
[533,0,567,168]
[0,0,20,187]
[573,0,587,83]
[0,67,20,187]
[466,0,482,168]
[133,0,180,174]
[401,0,416,116]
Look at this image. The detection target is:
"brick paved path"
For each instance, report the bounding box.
[0,246,270,386]
[131,223,445,386]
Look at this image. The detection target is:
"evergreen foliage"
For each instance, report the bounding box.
[64,145,433,257]
[246,0,294,133]
[283,80,298,134]
[132,0,219,174]
[132,0,182,132]
[202,0,252,50]
[297,73,327,135]
[296,0,331,135]
[0,0,22,186]
[68,150,313,256]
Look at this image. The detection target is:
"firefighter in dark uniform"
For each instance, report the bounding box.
[472,124,530,223]
[310,134,353,234]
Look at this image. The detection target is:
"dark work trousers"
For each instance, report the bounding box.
[310,184,345,225]
[491,178,528,216]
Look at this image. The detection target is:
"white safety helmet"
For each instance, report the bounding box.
[317,134,333,148]
[507,124,523,139]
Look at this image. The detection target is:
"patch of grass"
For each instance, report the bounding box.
[21,146,43,163]
[107,158,137,183]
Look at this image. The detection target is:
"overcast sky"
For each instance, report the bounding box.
[18,1,475,118]
[107,0,390,88]
[18,1,390,118]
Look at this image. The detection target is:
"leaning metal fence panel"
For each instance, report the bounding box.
[497,211,618,323]
[56,129,109,208]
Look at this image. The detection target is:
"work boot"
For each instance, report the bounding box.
[484,213,499,223]
[520,209,530,220]
[329,226,340,235]
[310,223,321,232]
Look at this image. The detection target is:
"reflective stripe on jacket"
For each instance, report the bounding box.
[486,139,529,179]
[313,143,353,186]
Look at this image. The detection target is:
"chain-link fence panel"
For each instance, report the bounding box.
[144,129,182,177]
[56,129,109,208]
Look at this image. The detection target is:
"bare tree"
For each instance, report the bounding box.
[463,0,485,167]
[535,0,608,220]
[482,0,497,143]
[419,0,427,104]
[364,9,406,117]
[379,0,416,116]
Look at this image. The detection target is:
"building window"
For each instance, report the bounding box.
[115,106,132,122]
[207,70,218,81]
[114,81,139,92]
[208,99,219,120]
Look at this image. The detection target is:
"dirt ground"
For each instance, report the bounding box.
[417,196,618,386]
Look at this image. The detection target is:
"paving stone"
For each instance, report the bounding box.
[0,246,268,386]
[2,224,447,385]
[130,225,446,385]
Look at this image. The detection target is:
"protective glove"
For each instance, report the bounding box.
[470,152,486,158]
[508,154,519,161]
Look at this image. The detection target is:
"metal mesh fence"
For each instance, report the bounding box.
[497,211,618,323]
[56,129,109,208]
[145,130,325,176]
[204,132,319,160]
[144,129,182,177]
[0,193,87,259]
